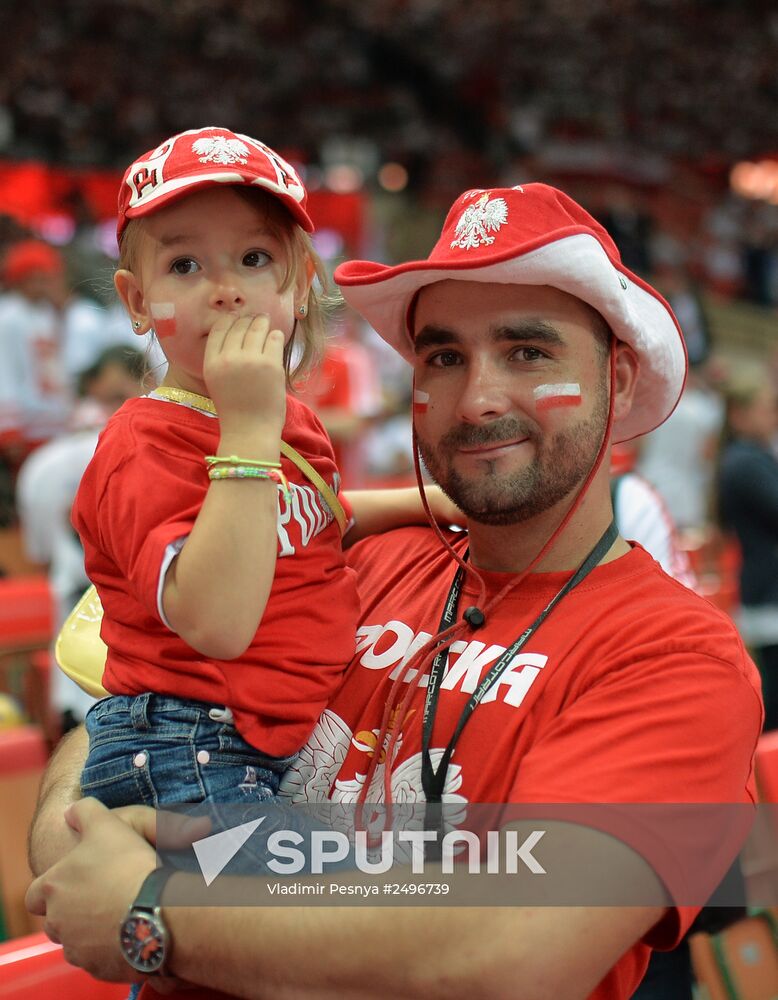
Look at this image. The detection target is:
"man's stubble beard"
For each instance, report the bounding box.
[418,376,610,527]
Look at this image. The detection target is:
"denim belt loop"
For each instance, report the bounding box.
[130,692,152,731]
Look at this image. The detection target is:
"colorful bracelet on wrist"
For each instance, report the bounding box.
[205,454,290,499]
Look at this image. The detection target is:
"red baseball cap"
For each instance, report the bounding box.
[3,240,63,285]
[335,184,687,442]
[117,127,314,240]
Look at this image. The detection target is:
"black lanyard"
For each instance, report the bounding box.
[420,519,618,814]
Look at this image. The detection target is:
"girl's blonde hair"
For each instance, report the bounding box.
[117,186,340,386]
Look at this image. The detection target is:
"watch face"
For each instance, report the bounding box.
[120,913,166,973]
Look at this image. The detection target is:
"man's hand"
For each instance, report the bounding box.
[26,797,156,981]
[204,314,287,439]
[27,798,207,993]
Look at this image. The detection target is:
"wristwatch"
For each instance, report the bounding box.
[119,867,175,975]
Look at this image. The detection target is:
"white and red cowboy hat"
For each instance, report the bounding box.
[117,127,313,240]
[335,184,686,442]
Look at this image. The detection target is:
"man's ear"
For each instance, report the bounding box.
[114,270,150,336]
[612,341,640,424]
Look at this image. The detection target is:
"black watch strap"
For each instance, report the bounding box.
[133,866,176,913]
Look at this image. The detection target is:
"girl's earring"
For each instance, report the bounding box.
[298,305,307,317]
[133,320,142,330]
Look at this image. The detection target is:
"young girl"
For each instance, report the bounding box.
[73,126,451,810]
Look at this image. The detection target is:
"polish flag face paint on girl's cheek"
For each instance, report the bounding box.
[150,303,176,338]
[533,383,582,411]
[413,389,430,414]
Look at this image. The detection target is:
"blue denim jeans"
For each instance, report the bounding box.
[82,692,299,808]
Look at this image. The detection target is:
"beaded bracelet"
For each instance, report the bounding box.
[207,464,291,499]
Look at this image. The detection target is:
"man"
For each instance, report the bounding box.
[26,184,762,999]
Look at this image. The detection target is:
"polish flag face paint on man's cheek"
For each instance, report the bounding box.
[150,302,176,338]
[533,383,582,411]
[413,389,430,414]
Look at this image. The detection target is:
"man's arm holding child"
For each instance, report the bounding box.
[344,485,463,545]
[27,726,87,876]
[27,794,665,1000]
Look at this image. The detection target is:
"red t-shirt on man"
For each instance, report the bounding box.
[139,525,762,1000]
[282,527,762,999]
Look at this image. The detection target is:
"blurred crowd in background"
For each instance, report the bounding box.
[0,0,776,302]
[2,1,774,170]
[0,0,774,734]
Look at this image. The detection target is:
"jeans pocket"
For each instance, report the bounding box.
[82,739,213,808]
[80,754,157,809]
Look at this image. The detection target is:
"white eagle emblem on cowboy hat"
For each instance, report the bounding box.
[192,136,250,165]
[450,192,508,251]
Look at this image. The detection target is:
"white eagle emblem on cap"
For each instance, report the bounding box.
[192,136,249,165]
[450,193,508,251]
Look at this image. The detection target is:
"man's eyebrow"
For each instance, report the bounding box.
[492,320,565,347]
[413,319,565,353]
[413,326,460,354]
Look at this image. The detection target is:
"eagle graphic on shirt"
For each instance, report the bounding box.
[450,193,508,250]
[192,136,249,166]
[280,708,467,811]
[279,708,468,863]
